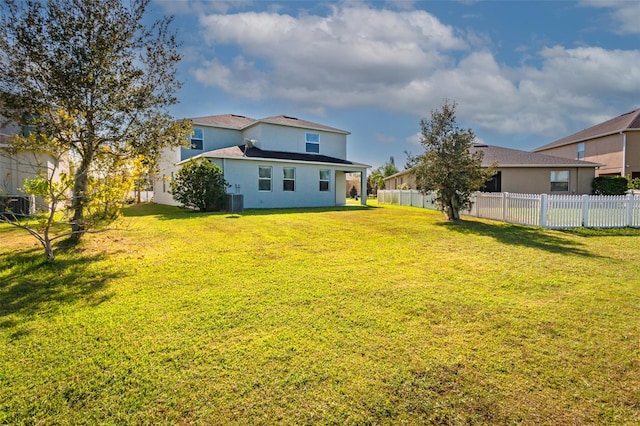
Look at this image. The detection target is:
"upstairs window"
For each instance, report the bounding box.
[306,133,320,153]
[577,142,585,160]
[283,167,295,191]
[259,166,272,191]
[550,170,570,192]
[190,128,203,150]
[319,169,330,191]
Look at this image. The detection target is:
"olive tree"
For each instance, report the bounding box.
[410,101,494,220]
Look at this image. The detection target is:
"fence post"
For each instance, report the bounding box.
[627,194,634,227]
[582,194,589,227]
[539,194,548,228]
[501,192,508,222]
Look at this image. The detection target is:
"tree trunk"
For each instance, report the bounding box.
[70,153,92,242]
[446,197,460,221]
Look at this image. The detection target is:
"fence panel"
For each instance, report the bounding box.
[506,193,540,226]
[377,190,640,229]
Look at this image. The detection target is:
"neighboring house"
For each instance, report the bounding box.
[383,144,600,195]
[0,131,69,212]
[154,114,370,209]
[534,109,640,178]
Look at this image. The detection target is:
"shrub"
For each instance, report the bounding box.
[349,185,358,198]
[592,176,628,195]
[170,159,229,212]
[628,175,640,190]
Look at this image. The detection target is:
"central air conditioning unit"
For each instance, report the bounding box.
[225,194,244,213]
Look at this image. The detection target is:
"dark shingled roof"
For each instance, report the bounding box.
[188,114,349,135]
[193,145,368,167]
[534,109,640,152]
[471,144,601,168]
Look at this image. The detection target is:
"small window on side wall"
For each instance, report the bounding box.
[577,142,585,160]
[190,128,204,150]
[283,167,295,191]
[319,169,330,191]
[306,133,320,153]
[550,170,570,192]
[259,166,272,191]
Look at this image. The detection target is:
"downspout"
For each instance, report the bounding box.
[621,131,627,177]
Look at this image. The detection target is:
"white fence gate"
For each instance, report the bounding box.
[377,190,640,229]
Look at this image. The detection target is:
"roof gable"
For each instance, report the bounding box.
[535,109,640,151]
[187,114,349,135]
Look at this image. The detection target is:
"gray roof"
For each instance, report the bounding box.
[535,109,640,151]
[189,114,350,135]
[471,144,601,168]
[184,145,369,168]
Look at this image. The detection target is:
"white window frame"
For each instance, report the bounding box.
[306,132,320,153]
[319,169,330,192]
[190,128,204,150]
[550,170,570,192]
[283,167,295,192]
[258,166,272,192]
[577,142,585,160]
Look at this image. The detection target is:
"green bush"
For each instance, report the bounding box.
[170,159,229,212]
[349,185,358,198]
[628,175,640,190]
[592,176,628,195]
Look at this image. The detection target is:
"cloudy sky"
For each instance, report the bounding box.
[152,0,640,169]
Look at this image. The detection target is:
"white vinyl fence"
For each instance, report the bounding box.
[377,190,640,229]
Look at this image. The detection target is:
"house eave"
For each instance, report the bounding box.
[534,128,640,152]
[177,153,370,170]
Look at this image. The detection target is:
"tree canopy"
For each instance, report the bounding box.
[410,100,493,220]
[0,0,190,240]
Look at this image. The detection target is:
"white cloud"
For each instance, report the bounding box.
[189,3,640,138]
[375,133,397,144]
[580,0,640,34]
[406,132,422,146]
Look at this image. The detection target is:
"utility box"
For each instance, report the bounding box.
[225,194,244,213]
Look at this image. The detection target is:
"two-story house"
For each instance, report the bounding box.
[534,109,640,178]
[154,114,370,209]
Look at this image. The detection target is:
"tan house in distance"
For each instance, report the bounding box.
[383,144,600,195]
[534,109,640,178]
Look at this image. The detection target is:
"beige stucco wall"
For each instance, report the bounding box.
[538,134,624,176]
[498,167,594,195]
[384,171,417,190]
[384,167,595,195]
[624,131,640,178]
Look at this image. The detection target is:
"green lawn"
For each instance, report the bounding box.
[1,202,639,424]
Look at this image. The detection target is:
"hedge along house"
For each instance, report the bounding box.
[154,114,370,209]
[383,144,601,195]
[534,109,640,178]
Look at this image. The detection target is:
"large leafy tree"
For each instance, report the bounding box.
[411,100,493,221]
[0,0,190,241]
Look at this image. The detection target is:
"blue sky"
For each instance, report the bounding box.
[151,0,640,169]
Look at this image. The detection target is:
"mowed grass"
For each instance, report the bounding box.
[1,202,639,424]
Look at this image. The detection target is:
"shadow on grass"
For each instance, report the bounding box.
[0,246,122,333]
[556,227,640,238]
[121,202,377,220]
[440,219,600,258]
